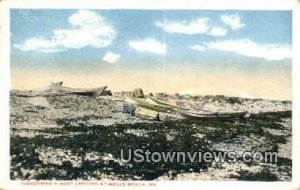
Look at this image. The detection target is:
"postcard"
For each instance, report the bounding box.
[0,0,299,189]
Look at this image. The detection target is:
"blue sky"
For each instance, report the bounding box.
[10,9,292,99]
[11,10,291,67]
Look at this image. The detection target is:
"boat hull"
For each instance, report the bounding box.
[125,96,174,113]
[178,111,247,120]
[146,97,189,110]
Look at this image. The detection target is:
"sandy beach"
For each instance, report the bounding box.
[10,92,292,181]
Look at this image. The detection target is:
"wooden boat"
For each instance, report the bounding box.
[178,111,248,119]
[14,82,108,97]
[125,96,174,113]
[53,85,108,97]
[146,96,189,110]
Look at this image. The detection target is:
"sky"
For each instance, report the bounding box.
[10,9,292,100]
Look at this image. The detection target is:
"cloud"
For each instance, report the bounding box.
[155,18,228,37]
[190,39,292,61]
[190,45,206,52]
[102,52,120,63]
[155,18,209,35]
[14,10,115,52]
[128,38,167,55]
[14,38,66,53]
[221,14,245,30]
[208,27,228,36]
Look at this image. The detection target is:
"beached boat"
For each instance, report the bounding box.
[178,111,248,119]
[146,96,189,110]
[15,82,108,97]
[125,96,174,113]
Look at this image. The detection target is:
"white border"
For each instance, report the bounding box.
[1,0,300,189]
[0,0,295,10]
